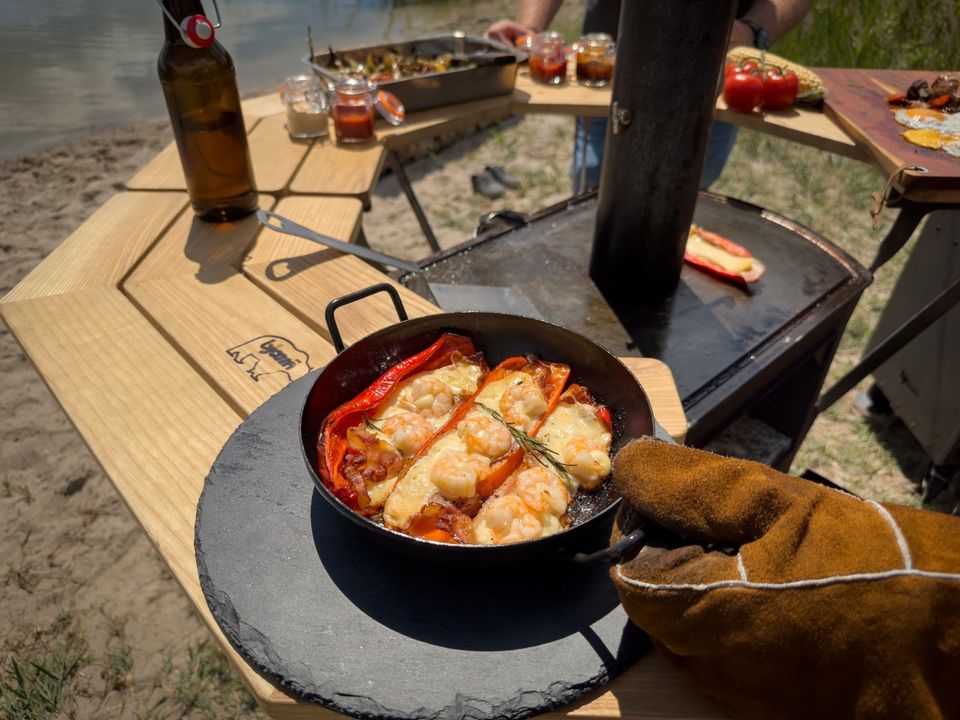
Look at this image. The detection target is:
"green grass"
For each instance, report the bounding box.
[166,640,259,720]
[0,624,88,720]
[776,1,960,70]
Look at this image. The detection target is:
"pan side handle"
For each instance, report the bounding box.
[324,284,408,354]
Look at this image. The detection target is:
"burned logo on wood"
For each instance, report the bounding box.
[227,336,312,383]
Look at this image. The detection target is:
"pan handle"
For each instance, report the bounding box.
[572,526,646,566]
[324,283,409,354]
[572,425,675,565]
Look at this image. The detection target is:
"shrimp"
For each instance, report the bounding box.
[379,412,434,456]
[473,496,544,544]
[513,467,570,516]
[400,375,455,419]
[498,372,548,429]
[430,451,490,501]
[457,414,514,459]
[472,467,570,544]
[561,438,611,492]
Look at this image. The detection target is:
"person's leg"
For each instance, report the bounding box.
[570,116,608,194]
[571,117,737,193]
[700,120,739,189]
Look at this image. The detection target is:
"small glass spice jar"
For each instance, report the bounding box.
[574,33,615,87]
[331,78,405,144]
[528,32,567,85]
[280,74,330,139]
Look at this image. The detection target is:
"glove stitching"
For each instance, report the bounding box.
[736,553,748,581]
[614,565,960,593]
[868,500,913,570]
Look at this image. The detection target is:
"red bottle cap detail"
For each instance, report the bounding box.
[181,14,215,48]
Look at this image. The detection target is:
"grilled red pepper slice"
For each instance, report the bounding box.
[684,225,765,289]
[317,333,481,511]
[559,383,612,432]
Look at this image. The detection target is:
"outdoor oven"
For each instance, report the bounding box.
[397,0,870,469]
[400,192,870,470]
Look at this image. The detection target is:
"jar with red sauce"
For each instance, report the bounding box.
[574,33,615,87]
[331,78,405,144]
[528,32,568,85]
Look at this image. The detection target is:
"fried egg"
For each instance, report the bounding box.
[894,107,960,157]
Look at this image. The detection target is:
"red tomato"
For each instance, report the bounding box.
[738,59,761,75]
[761,68,799,111]
[723,70,764,113]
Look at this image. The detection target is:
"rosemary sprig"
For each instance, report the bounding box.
[476,403,575,484]
[362,416,405,456]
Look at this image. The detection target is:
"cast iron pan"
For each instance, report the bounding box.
[300,284,670,564]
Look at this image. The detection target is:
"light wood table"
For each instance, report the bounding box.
[3,67,877,720]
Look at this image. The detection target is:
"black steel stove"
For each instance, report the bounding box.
[400,192,870,470]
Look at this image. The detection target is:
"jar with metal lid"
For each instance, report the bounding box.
[331,78,405,144]
[528,32,567,85]
[574,33,615,87]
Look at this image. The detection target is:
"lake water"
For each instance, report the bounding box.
[0,0,470,158]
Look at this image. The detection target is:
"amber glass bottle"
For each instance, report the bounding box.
[157,0,257,222]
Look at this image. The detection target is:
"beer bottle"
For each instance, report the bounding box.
[157,0,258,222]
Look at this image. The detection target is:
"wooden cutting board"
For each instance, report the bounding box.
[815,67,960,200]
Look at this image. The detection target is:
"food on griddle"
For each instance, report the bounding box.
[322,45,466,83]
[685,225,766,286]
[887,76,960,157]
[317,333,486,514]
[316,338,615,545]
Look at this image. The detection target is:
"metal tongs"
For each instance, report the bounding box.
[257,210,420,273]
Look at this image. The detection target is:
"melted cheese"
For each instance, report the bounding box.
[383,430,468,529]
[375,361,484,428]
[382,373,533,530]
[686,233,754,274]
[535,401,612,494]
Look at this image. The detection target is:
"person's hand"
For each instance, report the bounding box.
[609,438,960,719]
[484,19,532,46]
[727,19,755,51]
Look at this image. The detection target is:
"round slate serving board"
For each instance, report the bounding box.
[195,372,650,720]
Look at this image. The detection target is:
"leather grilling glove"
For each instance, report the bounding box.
[609,438,960,720]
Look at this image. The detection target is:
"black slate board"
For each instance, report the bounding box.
[195,373,650,720]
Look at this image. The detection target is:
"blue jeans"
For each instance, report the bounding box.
[570,117,739,193]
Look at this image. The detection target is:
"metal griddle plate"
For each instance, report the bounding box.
[401,192,866,405]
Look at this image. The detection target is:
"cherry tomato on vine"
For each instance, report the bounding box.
[761,67,799,111]
[723,69,764,113]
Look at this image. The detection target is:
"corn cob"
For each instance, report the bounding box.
[726,46,826,105]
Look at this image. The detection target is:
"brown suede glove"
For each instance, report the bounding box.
[610,438,960,720]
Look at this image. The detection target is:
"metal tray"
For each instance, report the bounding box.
[303,33,523,113]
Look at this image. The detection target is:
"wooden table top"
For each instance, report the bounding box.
[6,66,920,720]
[815,67,960,202]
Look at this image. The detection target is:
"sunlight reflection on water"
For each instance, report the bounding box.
[0,0,462,157]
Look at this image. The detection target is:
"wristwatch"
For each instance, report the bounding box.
[740,18,769,50]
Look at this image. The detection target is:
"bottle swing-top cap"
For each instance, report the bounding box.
[181,14,215,47]
[157,0,222,48]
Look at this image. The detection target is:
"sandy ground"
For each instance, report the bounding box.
[2,89,958,720]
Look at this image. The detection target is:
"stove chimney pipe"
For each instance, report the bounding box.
[590,0,738,304]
